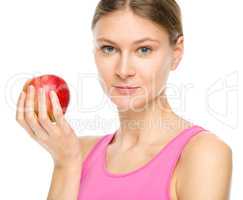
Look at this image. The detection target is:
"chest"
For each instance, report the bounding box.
[105,146,179,200]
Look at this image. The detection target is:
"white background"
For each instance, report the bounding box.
[0,0,242,199]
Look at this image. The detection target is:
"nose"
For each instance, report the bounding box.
[115,53,136,79]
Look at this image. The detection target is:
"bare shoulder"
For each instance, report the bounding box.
[176,131,233,199]
[181,130,232,158]
[78,135,104,162]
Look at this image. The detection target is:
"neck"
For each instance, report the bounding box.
[113,95,192,151]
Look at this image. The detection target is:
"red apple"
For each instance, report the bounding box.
[23,74,70,122]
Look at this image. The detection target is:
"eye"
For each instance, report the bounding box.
[137,46,152,55]
[100,45,116,55]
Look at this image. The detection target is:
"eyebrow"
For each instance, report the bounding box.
[96,37,160,45]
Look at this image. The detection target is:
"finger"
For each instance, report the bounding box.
[50,90,73,134]
[16,91,26,121]
[38,87,56,135]
[16,91,36,137]
[16,91,46,149]
[50,90,63,121]
[24,85,49,142]
[22,79,33,92]
[16,89,49,149]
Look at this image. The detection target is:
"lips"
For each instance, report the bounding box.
[114,85,140,89]
[113,85,140,95]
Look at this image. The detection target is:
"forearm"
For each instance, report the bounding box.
[47,165,82,200]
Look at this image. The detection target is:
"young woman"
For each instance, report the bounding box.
[16,0,232,199]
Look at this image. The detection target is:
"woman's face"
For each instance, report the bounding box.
[92,10,183,112]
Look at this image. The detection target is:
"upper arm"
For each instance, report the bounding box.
[177,132,233,200]
[78,135,103,163]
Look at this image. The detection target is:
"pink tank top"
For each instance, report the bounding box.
[78,125,207,200]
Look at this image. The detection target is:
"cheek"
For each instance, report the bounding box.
[140,60,169,99]
[137,55,170,95]
[95,53,117,75]
[95,54,111,75]
[95,58,116,94]
[97,67,113,93]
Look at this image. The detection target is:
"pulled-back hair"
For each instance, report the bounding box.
[91,0,183,45]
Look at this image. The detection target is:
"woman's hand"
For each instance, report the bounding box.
[16,84,82,169]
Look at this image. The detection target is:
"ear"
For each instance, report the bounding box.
[170,35,184,71]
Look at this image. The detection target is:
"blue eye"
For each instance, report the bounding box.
[101,45,115,55]
[100,45,152,56]
[137,47,152,55]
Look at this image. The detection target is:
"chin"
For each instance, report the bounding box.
[110,95,150,112]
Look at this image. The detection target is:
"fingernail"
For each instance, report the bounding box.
[28,85,33,92]
[39,87,43,93]
[50,90,55,97]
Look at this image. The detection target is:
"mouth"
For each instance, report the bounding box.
[114,85,140,89]
[113,85,140,95]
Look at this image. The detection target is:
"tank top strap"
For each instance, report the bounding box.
[81,132,114,178]
[151,124,208,196]
[161,125,208,156]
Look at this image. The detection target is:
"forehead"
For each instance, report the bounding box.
[92,10,169,45]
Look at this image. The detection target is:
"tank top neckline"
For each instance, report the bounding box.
[102,124,202,178]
